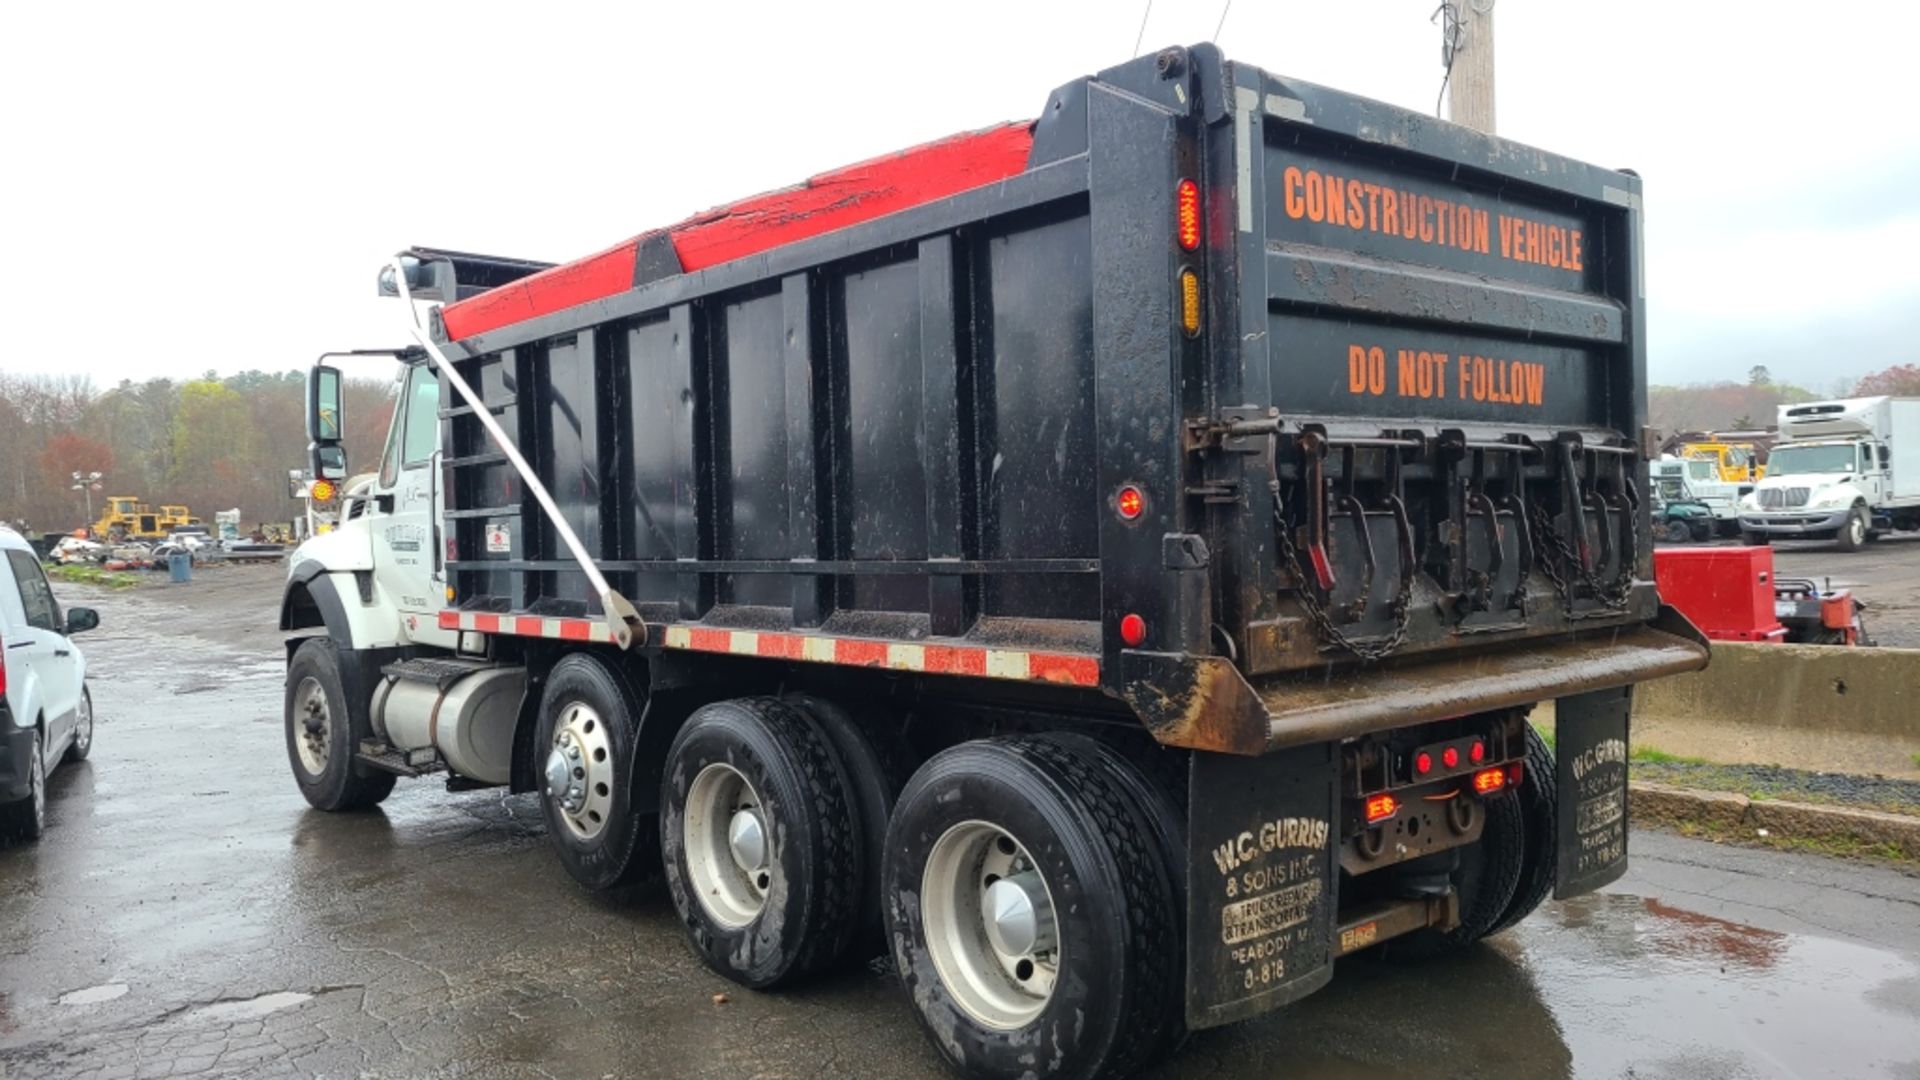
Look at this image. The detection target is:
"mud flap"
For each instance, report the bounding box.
[1185,743,1338,1030]
[1553,686,1631,899]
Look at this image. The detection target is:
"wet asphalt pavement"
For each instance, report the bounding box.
[3,565,1918,1079]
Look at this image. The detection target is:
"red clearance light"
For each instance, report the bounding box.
[1364,793,1398,824]
[1415,751,1433,775]
[1116,485,1145,520]
[1176,179,1202,250]
[1119,613,1147,647]
[1470,740,1486,764]
[1472,767,1506,794]
[1442,746,1461,769]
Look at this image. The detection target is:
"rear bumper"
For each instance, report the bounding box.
[1739,510,1848,536]
[1126,606,1712,755]
[0,706,32,802]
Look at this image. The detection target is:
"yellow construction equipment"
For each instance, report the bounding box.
[1680,441,1766,483]
[94,497,202,541]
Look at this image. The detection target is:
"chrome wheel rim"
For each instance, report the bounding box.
[292,677,330,776]
[74,693,92,755]
[683,763,771,928]
[1849,513,1866,544]
[546,702,615,841]
[921,820,1060,1030]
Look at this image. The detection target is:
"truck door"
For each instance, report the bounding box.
[369,362,453,646]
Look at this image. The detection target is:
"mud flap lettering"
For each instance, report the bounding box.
[1185,743,1337,1030]
[1554,686,1631,899]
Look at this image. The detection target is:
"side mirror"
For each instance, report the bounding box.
[65,607,99,635]
[307,364,343,442]
[307,364,347,480]
[311,444,348,482]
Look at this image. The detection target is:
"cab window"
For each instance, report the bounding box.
[401,365,441,467]
[6,549,62,632]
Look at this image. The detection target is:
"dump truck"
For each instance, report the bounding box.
[281,45,1707,1079]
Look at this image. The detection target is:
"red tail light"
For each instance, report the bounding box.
[1119,613,1147,647]
[1414,751,1433,775]
[1364,793,1398,824]
[1116,485,1145,520]
[1470,740,1486,764]
[1176,179,1201,250]
[1442,746,1460,769]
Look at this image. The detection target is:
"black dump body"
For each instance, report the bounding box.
[431,45,1707,755]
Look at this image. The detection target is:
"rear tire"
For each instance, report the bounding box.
[1383,788,1526,960]
[1487,725,1557,936]
[884,736,1183,1080]
[1740,530,1768,547]
[0,729,47,842]
[285,639,396,811]
[783,693,912,955]
[662,697,861,989]
[535,653,658,893]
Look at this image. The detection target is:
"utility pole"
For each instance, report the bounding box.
[71,470,103,525]
[1444,0,1496,135]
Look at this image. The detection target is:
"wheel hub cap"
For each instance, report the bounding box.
[727,809,767,872]
[548,706,614,840]
[983,872,1053,957]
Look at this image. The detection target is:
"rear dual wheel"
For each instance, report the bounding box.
[885,735,1186,1080]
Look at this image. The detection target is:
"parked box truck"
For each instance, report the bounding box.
[281,45,1707,1078]
[1740,396,1920,550]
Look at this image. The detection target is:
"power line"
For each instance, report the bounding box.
[1433,1,1463,118]
[1214,0,1234,42]
[1133,0,1154,57]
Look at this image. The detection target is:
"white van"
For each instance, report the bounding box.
[1,525,99,840]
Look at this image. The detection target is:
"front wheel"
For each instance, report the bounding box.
[885,737,1184,1080]
[63,686,94,764]
[1836,506,1869,552]
[285,639,395,811]
[1740,529,1769,547]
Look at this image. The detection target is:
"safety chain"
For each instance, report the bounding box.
[1270,477,1414,663]
[1527,502,1633,616]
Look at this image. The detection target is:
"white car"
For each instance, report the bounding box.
[1,524,99,840]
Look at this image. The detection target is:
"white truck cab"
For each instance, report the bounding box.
[1739,396,1920,550]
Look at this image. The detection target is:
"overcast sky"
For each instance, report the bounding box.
[2,0,1914,393]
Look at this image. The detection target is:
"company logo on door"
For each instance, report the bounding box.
[384,523,424,553]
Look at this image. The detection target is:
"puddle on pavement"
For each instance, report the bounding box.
[177,990,313,1025]
[57,983,130,1005]
[1526,892,1920,1078]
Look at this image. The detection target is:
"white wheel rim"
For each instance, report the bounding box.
[921,820,1060,1030]
[546,703,616,841]
[683,763,772,928]
[1851,514,1865,543]
[292,677,330,776]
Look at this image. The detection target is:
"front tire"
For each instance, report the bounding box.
[885,737,1183,1080]
[662,697,861,988]
[1836,506,1869,552]
[63,686,94,764]
[535,653,658,893]
[285,639,395,811]
[1740,529,1769,547]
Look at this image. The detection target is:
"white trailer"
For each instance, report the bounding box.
[1739,396,1920,550]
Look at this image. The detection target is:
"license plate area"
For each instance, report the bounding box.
[1554,686,1631,898]
[1186,744,1338,1030]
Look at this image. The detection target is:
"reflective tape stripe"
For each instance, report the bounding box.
[441,611,1099,687]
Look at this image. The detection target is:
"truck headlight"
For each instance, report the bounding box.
[1810,490,1850,509]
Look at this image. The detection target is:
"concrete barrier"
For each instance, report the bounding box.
[1630,642,1920,779]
